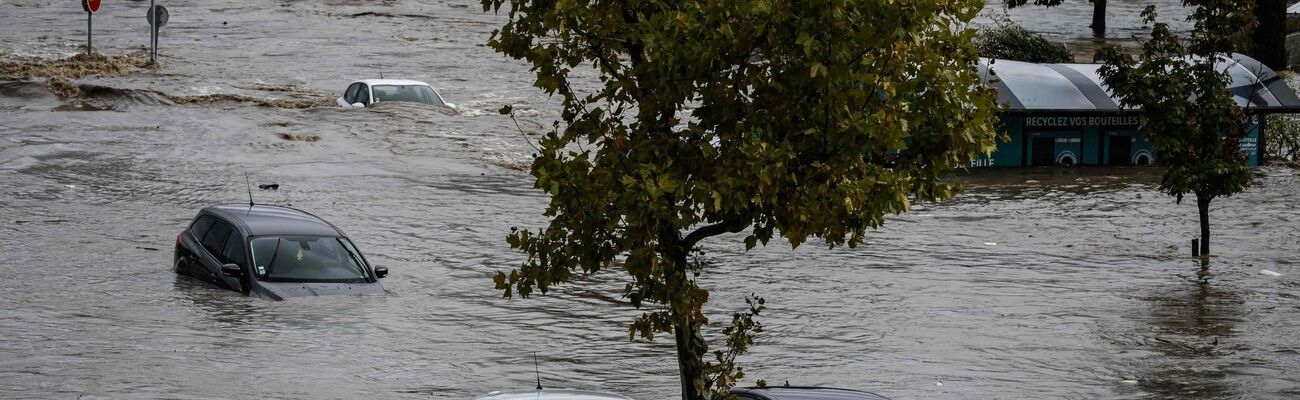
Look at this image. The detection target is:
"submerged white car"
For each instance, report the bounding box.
[337,79,453,108]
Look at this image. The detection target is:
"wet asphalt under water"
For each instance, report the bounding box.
[1,1,1298,399]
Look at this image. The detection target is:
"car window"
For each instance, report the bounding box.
[356,84,370,105]
[344,83,361,103]
[201,221,233,257]
[220,232,247,267]
[190,215,215,239]
[371,85,444,106]
[250,236,368,282]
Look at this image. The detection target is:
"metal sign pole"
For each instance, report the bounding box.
[81,0,100,56]
[150,0,156,63]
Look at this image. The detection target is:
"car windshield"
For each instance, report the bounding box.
[371,84,444,106]
[250,236,368,282]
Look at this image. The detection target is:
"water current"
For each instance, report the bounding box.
[1,1,1296,399]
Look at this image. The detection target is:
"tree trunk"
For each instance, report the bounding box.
[662,230,708,400]
[674,322,706,400]
[1091,0,1107,38]
[1249,0,1287,70]
[1197,195,1211,256]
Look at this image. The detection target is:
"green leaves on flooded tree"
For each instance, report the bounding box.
[1096,0,1255,256]
[704,294,765,400]
[482,0,998,398]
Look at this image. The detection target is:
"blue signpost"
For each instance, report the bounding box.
[146,2,170,64]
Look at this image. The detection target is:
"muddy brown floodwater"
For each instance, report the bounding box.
[1,1,1297,399]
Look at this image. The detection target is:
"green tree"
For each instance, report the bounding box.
[1264,114,1300,164]
[976,17,1075,63]
[481,1,999,398]
[1096,1,1256,257]
[1247,0,1286,69]
[1006,0,1109,38]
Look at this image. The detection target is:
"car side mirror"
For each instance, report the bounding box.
[221,264,242,277]
[351,102,365,108]
[373,266,388,279]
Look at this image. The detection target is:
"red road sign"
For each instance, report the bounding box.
[82,0,101,13]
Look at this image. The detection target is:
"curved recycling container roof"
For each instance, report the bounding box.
[980,53,1300,114]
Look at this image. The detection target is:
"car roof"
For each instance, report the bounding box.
[202,204,344,237]
[731,387,892,400]
[352,78,432,87]
[475,389,633,400]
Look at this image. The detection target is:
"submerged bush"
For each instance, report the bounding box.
[976,19,1074,63]
[1266,114,1300,165]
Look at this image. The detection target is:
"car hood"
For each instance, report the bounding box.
[252,281,384,300]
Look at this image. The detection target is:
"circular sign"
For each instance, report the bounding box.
[82,0,101,13]
[147,5,170,27]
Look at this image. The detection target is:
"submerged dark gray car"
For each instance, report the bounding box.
[174,204,386,300]
[731,387,892,400]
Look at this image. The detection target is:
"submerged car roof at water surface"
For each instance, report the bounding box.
[174,204,387,300]
[475,389,634,400]
[731,386,892,400]
[204,204,344,236]
[353,78,433,87]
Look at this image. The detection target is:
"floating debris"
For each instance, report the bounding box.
[278,133,320,142]
[45,76,81,97]
[1260,269,1283,277]
[1,53,151,79]
[348,11,435,19]
[169,93,329,109]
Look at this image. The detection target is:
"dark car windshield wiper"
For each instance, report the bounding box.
[336,238,369,278]
[263,238,283,280]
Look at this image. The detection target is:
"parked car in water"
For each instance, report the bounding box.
[174,204,387,300]
[337,79,453,109]
[730,386,892,400]
[475,389,633,400]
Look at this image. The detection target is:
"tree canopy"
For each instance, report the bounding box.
[1096,0,1255,256]
[976,17,1074,63]
[482,0,999,397]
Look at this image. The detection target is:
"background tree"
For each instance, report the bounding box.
[1006,0,1109,38]
[1096,0,1256,258]
[1247,0,1286,69]
[481,0,999,398]
[976,17,1075,63]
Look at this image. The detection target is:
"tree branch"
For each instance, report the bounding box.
[682,219,748,249]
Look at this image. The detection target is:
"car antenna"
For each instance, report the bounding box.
[533,351,543,390]
[244,172,255,209]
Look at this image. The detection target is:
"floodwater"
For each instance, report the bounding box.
[1,1,1296,399]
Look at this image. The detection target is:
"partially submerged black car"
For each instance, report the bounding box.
[174,204,386,300]
[731,387,892,400]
